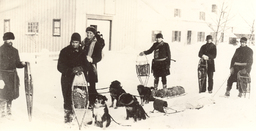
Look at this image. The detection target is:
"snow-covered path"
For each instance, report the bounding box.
[0,43,255,131]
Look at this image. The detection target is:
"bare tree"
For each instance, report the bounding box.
[206,1,235,45]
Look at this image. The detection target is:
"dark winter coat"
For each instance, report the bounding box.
[57,45,88,82]
[57,45,89,110]
[81,37,104,83]
[230,45,253,73]
[198,42,217,72]
[144,42,171,77]
[0,42,24,100]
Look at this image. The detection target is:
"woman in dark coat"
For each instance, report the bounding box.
[81,27,104,107]
[57,32,88,123]
[139,33,171,89]
[0,32,25,117]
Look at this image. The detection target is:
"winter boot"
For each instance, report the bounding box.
[154,84,158,90]
[7,101,12,116]
[238,92,243,98]
[163,84,167,89]
[0,101,6,118]
[64,109,73,123]
[225,90,230,97]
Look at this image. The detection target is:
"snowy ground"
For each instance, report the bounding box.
[0,42,256,131]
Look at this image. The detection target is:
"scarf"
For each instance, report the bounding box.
[88,37,97,57]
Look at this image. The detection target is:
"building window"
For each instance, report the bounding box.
[174,9,181,17]
[4,19,10,33]
[197,32,205,42]
[53,19,61,36]
[220,33,224,42]
[199,12,205,20]
[212,4,217,13]
[28,22,39,34]
[172,31,181,42]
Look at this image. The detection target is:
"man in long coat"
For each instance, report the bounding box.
[198,35,217,93]
[0,32,25,117]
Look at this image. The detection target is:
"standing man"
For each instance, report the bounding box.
[57,33,88,123]
[225,37,253,97]
[0,32,26,118]
[139,33,171,89]
[81,26,105,108]
[198,35,217,93]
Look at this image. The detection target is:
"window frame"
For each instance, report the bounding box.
[199,12,205,21]
[4,19,10,33]
[53,19,61,37]
[197,32,205,42]
[27,22,39,35]
[172,31,181,42]
[174,9,181,18]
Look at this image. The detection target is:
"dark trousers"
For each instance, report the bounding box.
[201,70,214,92]
[227,67,241,91]
[154,76,167,85]
[61,75,72,110]
[88,82,98,105]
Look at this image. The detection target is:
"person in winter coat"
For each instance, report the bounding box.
[57,33,89,123]
[139,33,171,89]
[81,26,105,107]
[0,32,26,118]
[198,35,217,93]
[225,37,253,97]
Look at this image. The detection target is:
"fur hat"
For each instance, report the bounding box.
[70,33,81,43]
[206,35,213,41]
[3,32,15,41]
[86,26,96,35]
[156,33,163,39]
[240,37,247,43]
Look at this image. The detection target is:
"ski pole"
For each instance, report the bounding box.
[212,75,229,97]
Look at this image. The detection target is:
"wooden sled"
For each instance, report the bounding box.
[71,72,89,130]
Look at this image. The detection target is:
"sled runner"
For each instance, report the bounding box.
[237,70,251,98]
[136,55,150,86]
[71,72,89,130]
[197,59,207,93]
[24,62,33,121]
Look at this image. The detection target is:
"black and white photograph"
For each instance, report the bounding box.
[0,0,255,130]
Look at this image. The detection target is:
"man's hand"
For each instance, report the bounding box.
[202,55,209,60]
[0,80,5,89]
[139,52,145,56]
[72,66,83,75]
[21,61,26,66]
[87,56,93,63]
[230,67,234,75]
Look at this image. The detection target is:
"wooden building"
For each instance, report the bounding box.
[0,0,235,55]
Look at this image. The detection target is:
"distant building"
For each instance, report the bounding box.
[0,0,236,55]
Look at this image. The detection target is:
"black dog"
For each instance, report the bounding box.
[118,93,148,122]
[137,85,155,106]
[109,80,126,108]
[92,94,111,129]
